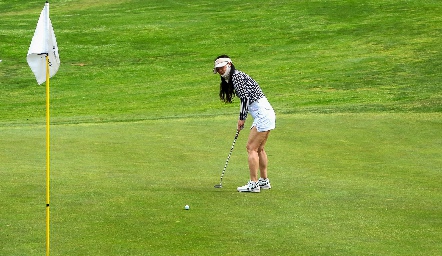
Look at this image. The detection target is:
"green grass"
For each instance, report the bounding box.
[1,114,441,255]
[0,0,441,255]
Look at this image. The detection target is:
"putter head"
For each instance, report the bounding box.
[214,184,222,188]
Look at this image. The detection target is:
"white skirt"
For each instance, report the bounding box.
[249,97,276,132]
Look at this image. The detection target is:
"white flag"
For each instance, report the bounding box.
[27,2,60,85]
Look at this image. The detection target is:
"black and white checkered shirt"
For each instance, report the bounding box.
[231,70,265,120]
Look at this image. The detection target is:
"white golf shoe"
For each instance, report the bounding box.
[258,178,271,189]
[237,180,260,193]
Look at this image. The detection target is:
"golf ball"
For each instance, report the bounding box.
[184,205,190,210]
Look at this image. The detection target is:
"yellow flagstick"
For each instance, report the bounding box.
[45,54,51,256]
[27,2,59,253]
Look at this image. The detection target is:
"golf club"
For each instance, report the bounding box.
[214,129,240,188]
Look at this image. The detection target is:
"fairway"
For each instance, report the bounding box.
[1,0,442,255]
[1,114,441,255]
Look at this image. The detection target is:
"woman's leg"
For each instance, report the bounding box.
[258,131,270,179]
[246,127,271,182]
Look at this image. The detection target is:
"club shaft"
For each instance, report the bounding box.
[218,130,240,185]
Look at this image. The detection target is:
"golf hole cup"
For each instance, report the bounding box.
[184,205,190,210]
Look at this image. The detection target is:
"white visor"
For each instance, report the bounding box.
[213,58,232,73]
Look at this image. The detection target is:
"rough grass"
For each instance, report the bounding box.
[1,0,441,123]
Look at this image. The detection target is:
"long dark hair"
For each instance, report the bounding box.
[216,55,236,103]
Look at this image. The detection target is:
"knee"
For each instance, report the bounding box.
[246,144,257,154]
[246,145,265,155]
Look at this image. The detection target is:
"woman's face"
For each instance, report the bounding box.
[215,64,228,75]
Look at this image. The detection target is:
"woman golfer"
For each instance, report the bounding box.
[213,55,276,193]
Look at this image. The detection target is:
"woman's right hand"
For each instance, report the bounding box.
[237,120,245,131]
